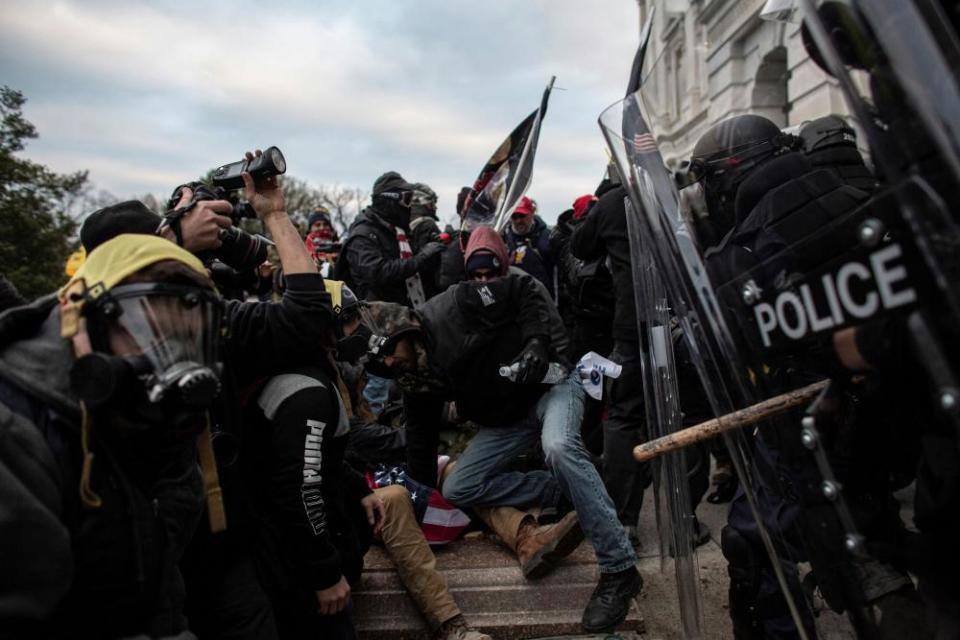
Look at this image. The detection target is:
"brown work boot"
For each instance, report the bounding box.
[435,614,492,640]
[516,511,584,579]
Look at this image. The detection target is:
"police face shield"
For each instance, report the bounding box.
[76,283,224,411]
[600,31,940,632]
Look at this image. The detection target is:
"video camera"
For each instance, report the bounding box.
[165,146,287,275]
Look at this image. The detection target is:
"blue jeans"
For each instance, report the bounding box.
[363,373,392,416]
[442,372,637,573]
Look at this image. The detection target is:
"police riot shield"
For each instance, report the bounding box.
[627,197,705,638]
[600,1,960,633]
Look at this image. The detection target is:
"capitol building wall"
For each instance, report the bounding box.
[637,0,853,167]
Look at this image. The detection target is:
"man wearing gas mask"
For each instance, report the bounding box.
[73,152,336,639]
[0,234,225,638]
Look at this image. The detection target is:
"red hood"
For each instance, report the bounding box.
[463,225,509,277]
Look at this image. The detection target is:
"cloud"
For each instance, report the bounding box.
[0,0,640,221]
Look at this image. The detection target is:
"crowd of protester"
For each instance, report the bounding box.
[2,4,960,636]
[0,150,657,639]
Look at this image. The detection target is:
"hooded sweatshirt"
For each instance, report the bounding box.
[463,225,510,277]
[465,226,570,360]
[390,227,568,485]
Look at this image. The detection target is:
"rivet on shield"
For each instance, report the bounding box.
[858,218,885,247]
[821,480,840,501]
[741,280,762,305]
[801,427,818,450]
[940,389,958,413]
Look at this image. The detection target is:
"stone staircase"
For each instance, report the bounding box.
[353,534,645,639]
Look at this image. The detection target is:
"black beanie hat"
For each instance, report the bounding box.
[80,200,163,252]
[372,171,415,197]
[307,208,332,229]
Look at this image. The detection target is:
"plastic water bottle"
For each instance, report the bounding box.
[498,362,569,384]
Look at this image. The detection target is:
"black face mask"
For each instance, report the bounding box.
[336,333,369,365]
[373,191,413,231]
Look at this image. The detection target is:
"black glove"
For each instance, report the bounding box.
[510,337,550,384]
[415,241,445,263]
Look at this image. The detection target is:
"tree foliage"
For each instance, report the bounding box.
[280,176,368,235]
[0,86,88,300]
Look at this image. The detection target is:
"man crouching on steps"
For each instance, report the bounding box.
[358,226,642,633]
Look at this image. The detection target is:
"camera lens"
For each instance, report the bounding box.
[269,147,286,174]
[216,227,268,272]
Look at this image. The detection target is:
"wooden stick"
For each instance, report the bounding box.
[633,380,829,463]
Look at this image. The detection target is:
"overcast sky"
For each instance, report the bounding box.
[1,0,641,227]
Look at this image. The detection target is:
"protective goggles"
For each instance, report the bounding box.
[377,189,414,208]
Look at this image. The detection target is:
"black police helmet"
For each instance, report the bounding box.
[692,115,783,165]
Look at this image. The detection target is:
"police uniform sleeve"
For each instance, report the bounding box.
[260,378,345,591]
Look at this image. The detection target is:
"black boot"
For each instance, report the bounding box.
[581,566,643,632]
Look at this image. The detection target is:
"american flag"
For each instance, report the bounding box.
[367,463,471,545]
[633,132,659,154]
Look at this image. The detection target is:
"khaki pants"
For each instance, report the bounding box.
[376,485,460,630]
[473,506,535,553]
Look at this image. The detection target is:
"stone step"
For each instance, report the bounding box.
[353,534,644,640]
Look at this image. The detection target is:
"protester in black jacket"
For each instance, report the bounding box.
[437,239,466,292]
[0,236,221,639]
[408,183,445,299]
[245,363,379,638]
[569,181,649,543]
[550,196,614,455]
[336,172,444,307]
[408,183,441,254]
[359,225,642,633]
[436,186,479,293]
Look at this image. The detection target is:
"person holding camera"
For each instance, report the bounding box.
[75,150,337,639]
